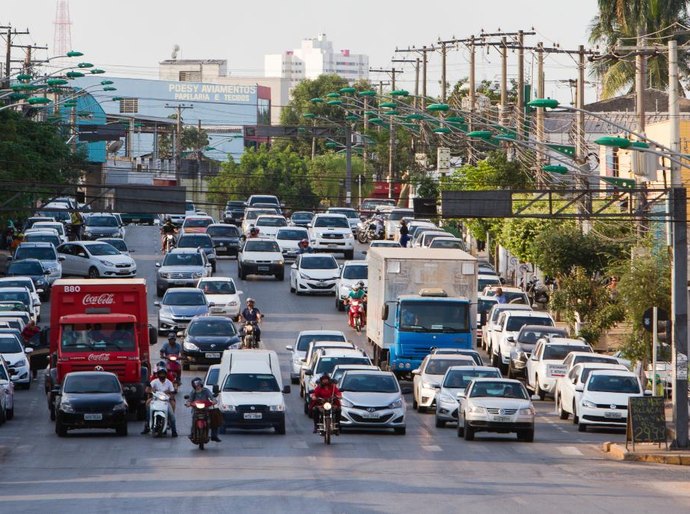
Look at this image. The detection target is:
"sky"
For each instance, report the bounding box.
[2,0,601,103]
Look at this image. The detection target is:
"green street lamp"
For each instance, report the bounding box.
[310,97,324,103]
[326,100,343,106]
[380,101,397,109]
[365,110,378,116]
[433,127,452,134]
[77,62,94,68]
[47,78,69,86]
[368,117,383,124]
[358,90,377,97]
[325,141,340,149]
[15,73,32,81]
[112,97,124,101]
[100,80,114,85]
[303,112,316,119]
[326,92,341,99]
[427,103,450,112]
[66,71,85,79]
[594,136,650,150]
[102,86,117,92]
[345,114,359,122]
[383,110,400,116]
[27,96,52,105]
[63,101,77,108]
[66,50,84,57]
[8,93,29,101]
[466,130,493,139]
[390,89,409,97]
[527,98,560,109]
[542,164,569,175]
[405,113,424,121]
[339,87,356,94]
[446,116,464,123]
[90,69,106,74]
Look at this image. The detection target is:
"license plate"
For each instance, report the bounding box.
[117,270,130,275]
[492,416,511,422]
[243,413,262,420]
[258,266,269,271]
[604,411,622,419]
[361,411,380,419]
[327,244,338,247]
[205,352,220,359]
[84,413,103,421]
[211,307,224,313]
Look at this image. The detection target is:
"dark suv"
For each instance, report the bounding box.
[176,234,217,273]
[206,223,241,257]
[223,201,246,226]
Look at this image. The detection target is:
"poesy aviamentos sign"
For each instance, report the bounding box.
[168,83,257,103]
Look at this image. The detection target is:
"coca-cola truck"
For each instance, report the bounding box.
[46,279,156,420]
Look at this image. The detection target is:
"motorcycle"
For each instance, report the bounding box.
[314,397,339,445]
[526,276,552,308]
[165,354,182,389]
[163,234,176,253]
[242,321,260,349]
[149,391,171,437]
[348,298,367,333]
[185,395,213,450]
[357,219,384,244]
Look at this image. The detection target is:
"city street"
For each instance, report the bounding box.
[0,226,688,513]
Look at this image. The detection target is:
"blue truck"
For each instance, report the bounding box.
[366,247,478,378]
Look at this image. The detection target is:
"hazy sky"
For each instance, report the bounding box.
[3,0,600,102]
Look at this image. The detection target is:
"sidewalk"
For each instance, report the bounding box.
[602,441,690,465]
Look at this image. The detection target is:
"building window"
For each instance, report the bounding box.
[179,71,201,82]
[119,98,139,114]
[257,98,270,125]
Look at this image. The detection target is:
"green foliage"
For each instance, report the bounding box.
[208,145,318,210]
[415,174,439,200]
[181,127,209,152]
[0,110,84,218]
[550,266,625,344]
[307,153,371,208]
[499,217,558,263]
[448,78,519,105]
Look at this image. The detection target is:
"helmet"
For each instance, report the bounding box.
[250,227,259,234]
[191,377,203,388]
[156,364,168,375]
[246,298,255,304]
[319,373,332,384]
[299,239,309,247]
[167,331,176,340]
[357,281,365,288]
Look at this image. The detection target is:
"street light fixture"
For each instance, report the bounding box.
[66,50,84,57]
[77,62,94,68]
[66,71,85,79]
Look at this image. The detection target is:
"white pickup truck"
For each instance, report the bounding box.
[526,337,592,400]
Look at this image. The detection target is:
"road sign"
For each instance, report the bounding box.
[642,307,668,333]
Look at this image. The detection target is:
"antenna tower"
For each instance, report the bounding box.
[53,0,72,56]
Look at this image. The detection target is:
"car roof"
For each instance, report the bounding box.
[489,304,532,314]
[185,215,213,219]
[179,233,212,239]
[478,273,500,279]
[568,351,613,358]
[198,277,234,282]
[574,362,627,372]
[341,369,393,377]
[332,364,377,370]
[87,213,117,217]
[588,369,637,377]
[471,377,523,385]
[17,242,56,248]
[78,240,116,246]
[300,330,346,336]
[64,371,119,379]
[342,261,366,267]
[24,230,59,236]
[318,348,367,358]
[168,247,203,254]
[7,258,43,265]
[504,311,552,318]
[478,295,498,301]
[427,353,475,361]
[256,214,285,219]
[0,287,30,292]
[301,253,336,259]
[313,213,347,219]
[0,277,33,283]
[165,287,203,294]
[208,223,238,228]
[445,365,501,374]
[519,324,566,332]
[486,286,524,293]
[543,337,590,346]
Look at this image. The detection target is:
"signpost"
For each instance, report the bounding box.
[626,396,667,451]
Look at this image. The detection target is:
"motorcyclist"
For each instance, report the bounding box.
[346,281,367,327]
[185,377,221,442]
[240,298,263,343]
[310,373,342,434]
[161,217,177,252]
[160,332,182,360]
[141,367,178,437]
[372,215,385,239]
[247,227,260,239]
[297,238,313,254]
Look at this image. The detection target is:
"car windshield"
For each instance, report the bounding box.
[15,247,57,261]
[469,381,528,399]
[60,322,136,352]
[87,243,120,256]
[185,218,212,228]
[341,374,398,393]
[478,299,498,314]
[301,256,338,270]
[0,280,32,291]
[85,216,118,227]
[292,212,313,221]
[199,281,236,295]
[63,375,121,394]
[400,301,469,333]
[277,229,308,240]
[588,374,640,393]
[0,337,22,353]
[244,240,280,252]
[0,292,29,306]
[163,253,204,266]
[37,211,70,222]
[543,345,590,360]
[316,357,370,375]
[581,367,621,383]
[256,217,286,227]
[329,209,358,219]
[35,223,64,234]
[478,278,501,290]
[223,373,279,392]
[430,239,464,249]
[314,216,349,228]
[506,316,553,331]
[250,196,279,206]
[101,239,127,252]
[8,261,43,275]
[574,355,616,366]
[25,234,61,246]
[444,369,501,388]
[389,210,413,221]
[296,334,346,351]
[163,291,205,306]
[425,358,474,375]
[178,236,213,249]
[188,318,236,336]
[343,265,367,279]
[207,226,239,238]
[517,328,567,344]
[245,210,275,220]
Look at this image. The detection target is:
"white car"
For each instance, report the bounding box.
[368,240,401,249]
[428,237,465,250]
[0,278,42,320]
[478,274,501,292]
[384,208,413,240]
[435,365,502,427]
[482,286,530,305]
[335,261,368,311]
[308,213,355,259]
[241,208,280,235]
[254,215,288,238]
[555,362,628,422]
[197,277,243,320]
[203,364,221,393]
[482,303,532,352]
[562,351,622,373]
[303,348,371,412]
[0,356,15,420]
[526,337,592,399]
[339,370,406,434]
[286,330,347,384]
[576,370,649,432]
[275,227,309,261]
[412,354,476,412]
[457,378,536,442]
[300,341,357,397]
[0,333,32,390]
[290,254,340,295]
[237,238,285,281]
[414,231,454,248]
[57,241,137,278]
[491,310,555,372]
[327,207,360,233]
[31,221,68,244]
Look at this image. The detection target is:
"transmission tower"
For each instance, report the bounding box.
[53,0,72,56]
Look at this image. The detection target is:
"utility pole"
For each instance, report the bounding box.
[468,35,476,164]
[575,45,592,230]
[395,45,435,108]
[392,57,419,106]
[2,26,30,88]
[440,41,448,103]
[535,42,545,181]
[165,103,193,182]
[516,30,525,139]
[635,33,647,133]
[499,37,508,126]
[345,124,353,207]
[369,67,403,90]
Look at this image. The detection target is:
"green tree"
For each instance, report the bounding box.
[307,153,371,207]
[181,126,209,152]
[448,78,519,105]
[589,0,690,98]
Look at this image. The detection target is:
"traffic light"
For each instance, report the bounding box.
[657,319,672,344]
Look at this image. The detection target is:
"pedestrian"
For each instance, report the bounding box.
[494,287,507,304]
[70,209,84,241]
[399,220,410,247]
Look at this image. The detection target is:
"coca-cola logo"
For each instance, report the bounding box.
[82,293,115,306]
[88,353,111,361]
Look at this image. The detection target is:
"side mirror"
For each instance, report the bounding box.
[456,392,466,400]
[530,394,541,401]
[307,223,312,228]
[6,256,12,262]
[575,384,584,392]
[9,368,18,376]
[24,347,33,354]
[154,301,161,307]
[176,331,184,337]
[44,270,51,275]
[208,302,215,307]
[37,288,45,293]
[304,370,313,376]
[148,325,158,345]
[237,290,244,295]
[644,389,653,396]
[285,345,294,351]
[500,277,506,284]
[411,369,420,375]
[291,264,297,269]
[530,355,538,361]
[283,385,291,394]
[155,263,161,268]
[507,336,515,343]
[51,386,60,394]
[212,385,220,395]
[129,249,136,253]
[58,256,66,261]
[381,304,389,320]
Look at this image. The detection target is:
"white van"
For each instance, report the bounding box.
[216,350,290,434]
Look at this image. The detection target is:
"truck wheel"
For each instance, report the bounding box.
[344,250,354,260]
[275,421,286,435]
[276,271,284,281]
[88,267,100,279]
[463,422,475,441]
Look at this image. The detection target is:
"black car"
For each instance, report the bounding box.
[82,214,123,240]
[206,223,241,257]
[181,315,241,368]
[53,371,128,437]
[290,211,314,228]
[223,201,246,225]
[508,325,569,378]
[5,258,51,300]
[177,234,217,273]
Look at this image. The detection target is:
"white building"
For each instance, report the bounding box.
[264,33,369,86]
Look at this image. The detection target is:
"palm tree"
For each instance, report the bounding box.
[589,0,689,98]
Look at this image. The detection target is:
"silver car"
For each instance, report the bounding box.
[155,248,211,297]
[339,370,406,434]
[154,288,211,336]
[435,366,502,427]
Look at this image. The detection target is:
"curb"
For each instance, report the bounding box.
[602,442,690,465]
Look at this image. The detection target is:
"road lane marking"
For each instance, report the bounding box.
[422,445,442,452]
[558,446,583,456]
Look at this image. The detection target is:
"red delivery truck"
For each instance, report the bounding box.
[45,279,157,420]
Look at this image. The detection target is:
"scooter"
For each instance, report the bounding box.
[185,396,213,450]
[165,354,182,389]
[149,391,171,437]
[163,234,176,253]
[348,299,366,333]
[242,322,259,349]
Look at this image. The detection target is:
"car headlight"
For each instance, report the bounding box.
[340,398,354,408]
[269,404,285,412]
[36,278,46,285]
[159,272,171,279]
[228,301,238,306]
[243,259,256,264]
[60,402,75,413]
[468,405,487,414]
[518,407,535,416]
[183,341,199,351]
[277,260,284,266]
[13,359,26,368]
[193,272,204,278]
[299,273,311,280]
[113,402,128,411]
[422,381,438,390]
[220,403,236,412]
[100,260,115,266]
[582,400,597,409]
[344,233,354,239]
[440,392,457,403]
[388,399,403,409]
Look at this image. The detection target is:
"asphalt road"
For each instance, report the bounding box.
[0,225,689,513]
